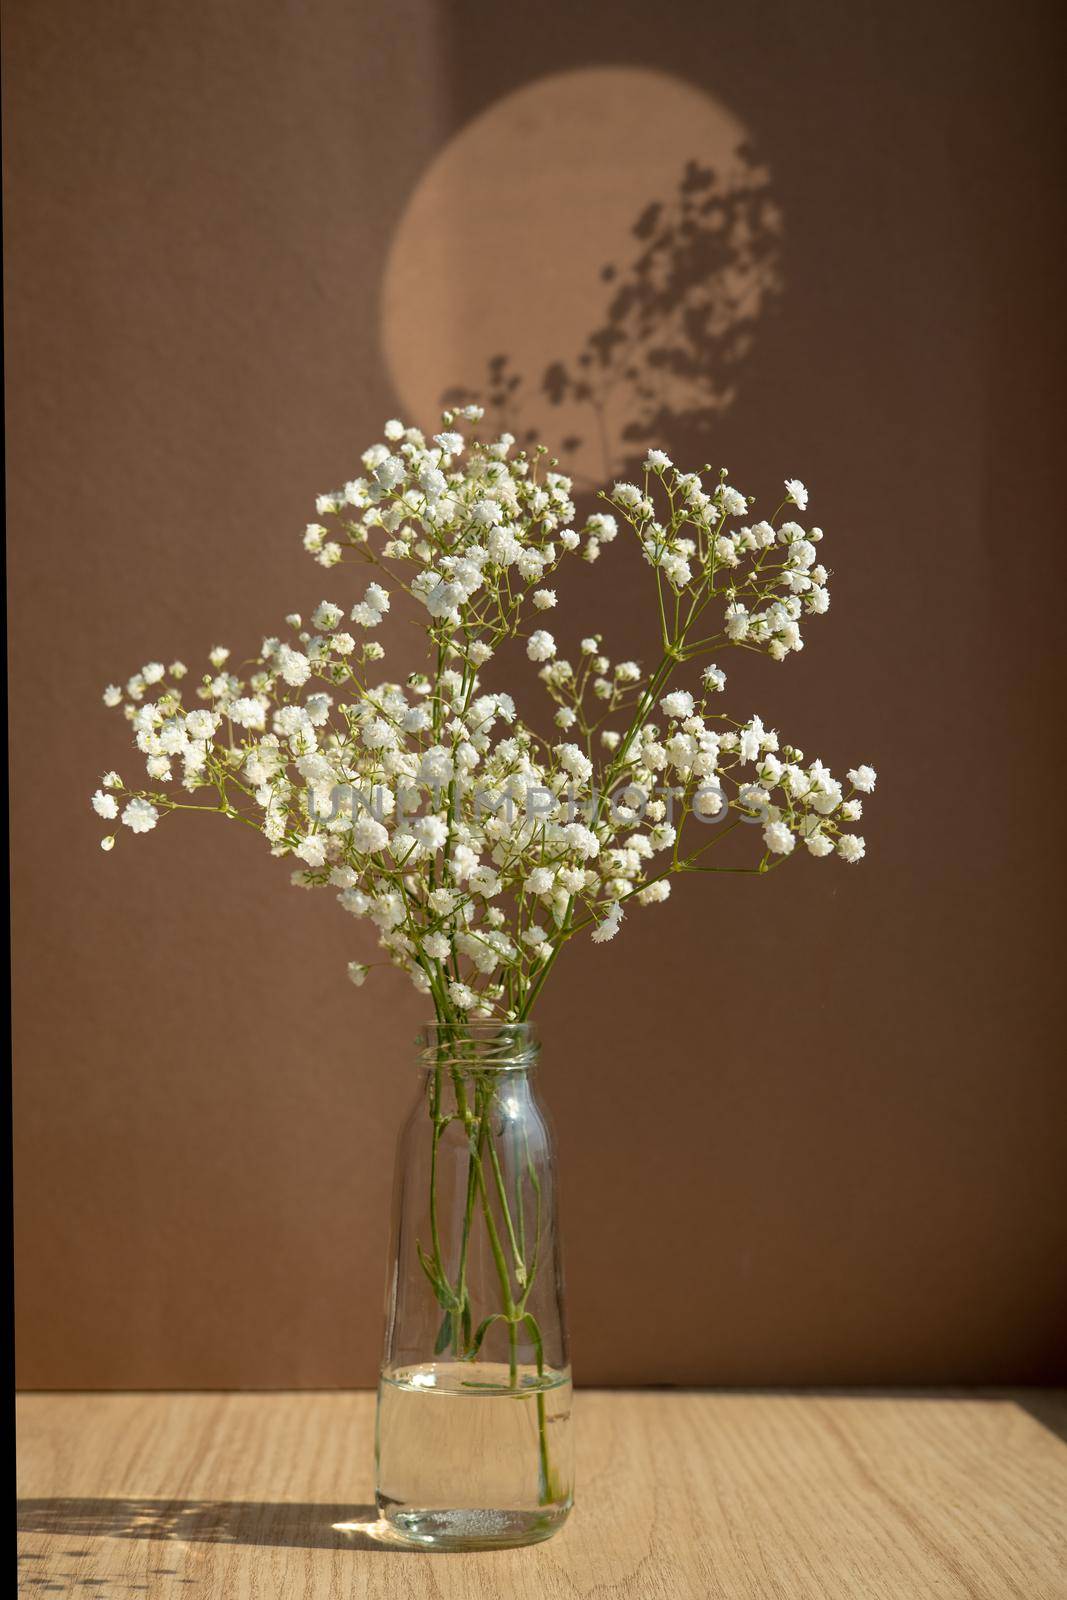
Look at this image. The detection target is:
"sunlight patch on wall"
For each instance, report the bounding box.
[382,66,782,484]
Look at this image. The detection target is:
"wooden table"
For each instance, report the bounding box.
[17,1390,1067,1598]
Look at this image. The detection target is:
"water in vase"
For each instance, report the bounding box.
[376,1360,574,1549]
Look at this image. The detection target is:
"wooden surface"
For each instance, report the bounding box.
[17,1391,1067,1598]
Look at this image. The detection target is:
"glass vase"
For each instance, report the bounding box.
[375,1022,573,1549]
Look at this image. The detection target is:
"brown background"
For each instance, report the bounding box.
[8,0,1067,1389]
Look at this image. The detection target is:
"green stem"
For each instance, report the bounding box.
[487,1131,526,1277]
[423,1065,560,1502]
[453,1066,489,1350]
[523,1312,555,1505]
[428,1065,445,1273]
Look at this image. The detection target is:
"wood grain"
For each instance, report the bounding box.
[17,1391,1067,1598]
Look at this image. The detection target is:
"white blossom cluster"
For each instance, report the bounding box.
[95,418,875,1021]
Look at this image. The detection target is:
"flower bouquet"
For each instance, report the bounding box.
[95,408,874,1547]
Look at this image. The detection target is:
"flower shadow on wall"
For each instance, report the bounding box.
[443,155,783,489]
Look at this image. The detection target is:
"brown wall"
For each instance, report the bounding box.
[8,0,1067,1389]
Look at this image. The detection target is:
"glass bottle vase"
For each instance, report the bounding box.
[375,1022,573,1549]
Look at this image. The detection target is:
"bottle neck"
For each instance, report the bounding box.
[415,1021,540,1075]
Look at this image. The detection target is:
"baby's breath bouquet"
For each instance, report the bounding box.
[94,407,875,1547]
[95,408,873,1010]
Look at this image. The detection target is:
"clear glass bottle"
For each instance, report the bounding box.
[375,1022,573,1550]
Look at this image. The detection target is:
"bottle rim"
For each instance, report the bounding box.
[415,1020,539,1070]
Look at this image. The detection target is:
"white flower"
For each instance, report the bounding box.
[347,962,369,987]
[789,539,817,572]
[470,498,500,526]
[785,478,809,510]
[837,834,866,863]
[590,901,624,943]
[100,835,116,852]
[353,582,391,620]
[312,601,344,631]
[448,981,477,1011]
[293,834,327,867]
[423,932,451,960]
[352,815,390,853]
[92,790,119,819]
[433,431,464,454]
[413,814,449,852]
[468,866,502,898]
[103,685,123,708]
[277,646,311,687]
[702,664,726,692]
[660,690,694,720]
[644,449,672,471]
[562,822,599,859]
[121,797,159,834]
[102,771,122,789]
[518,548,547,581]
[763,820,795,855]
[739,717,767,763]
[374,454,406,490]
[208,646,230,668]
[738,784,770,813]
[418,746,453,786]
[361,718,396,751]
[526,630,556,662]
[724,603,750,640]
[805,832,834,857]
[230,698,266,730]
[692,785,725,817]
[532,589,557,610]
[660,552,691,588]
[186,709,220,741]
[556,743,592,783]
[352,582,391,627]
[848,764,877,794]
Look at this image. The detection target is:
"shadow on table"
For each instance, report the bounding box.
[650,1385,1067,1447]
[17,1499,416,1554]
[807,1387,1067,1446]
[1011,1392,1067,1445]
